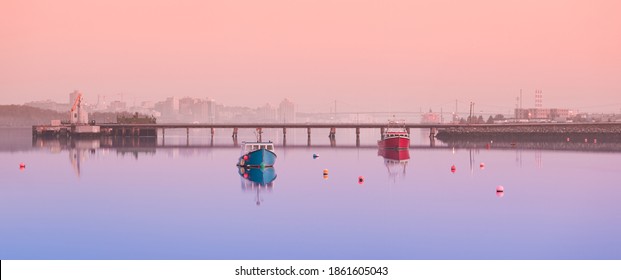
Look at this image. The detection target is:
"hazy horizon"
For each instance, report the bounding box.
[2,0,620,114]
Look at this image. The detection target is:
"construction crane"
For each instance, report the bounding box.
[70,92,87,124]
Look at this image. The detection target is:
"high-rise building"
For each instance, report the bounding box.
[278,98,296,123]
[258,103,277,122]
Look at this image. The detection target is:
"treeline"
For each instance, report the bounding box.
[0,105,125,127]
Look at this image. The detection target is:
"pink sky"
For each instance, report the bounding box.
[1,0,620,114]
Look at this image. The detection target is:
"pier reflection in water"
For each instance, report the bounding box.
[238,167,277,206]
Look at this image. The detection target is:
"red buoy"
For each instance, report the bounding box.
[496,185,504,192]
[19,163,26,169]
[243,173,248,179]
[243,155,248,161]
[450,165,456,173]
[358,176,364,184]
[480,162,485,169]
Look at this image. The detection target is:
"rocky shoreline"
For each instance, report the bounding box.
[436,123,621,142]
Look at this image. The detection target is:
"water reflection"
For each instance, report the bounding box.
[438,139,621,152]
[238,167,277,206]
[68,139,98,177]
[377,148,409,181]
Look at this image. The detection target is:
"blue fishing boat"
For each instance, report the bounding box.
[237,141,276,167]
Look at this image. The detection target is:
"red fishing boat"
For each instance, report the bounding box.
[377,120,410,149]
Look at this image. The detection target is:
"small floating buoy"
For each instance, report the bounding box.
[323,169,329,176]
[323,174,328,180]
[19,163,26,169]
[313,153,319,159]
[358,176,364,184]
[480,162,485,169]
[496,186,504,197]
[450,165,456,173]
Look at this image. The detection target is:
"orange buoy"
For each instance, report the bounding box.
[450,165,456,173]
[323,169,329,175]
[358,176,364,184]
[19,163,26,168]
[480,162,485,169]
[323,174,328,180]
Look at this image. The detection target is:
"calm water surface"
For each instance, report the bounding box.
[1,128,620,259]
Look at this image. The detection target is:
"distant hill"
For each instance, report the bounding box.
[0,105,125,127]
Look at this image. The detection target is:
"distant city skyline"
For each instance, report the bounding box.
[2,1,620,114]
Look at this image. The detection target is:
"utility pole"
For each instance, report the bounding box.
[469,102,474,124]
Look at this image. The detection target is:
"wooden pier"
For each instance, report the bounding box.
[32,122,621,147]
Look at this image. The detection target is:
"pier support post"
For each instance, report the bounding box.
[429,127,437,138]
[211,127,215,137]
[232,128,238,139]
[282,128,287,146]
[380,127,385,137]
[162,128,165,146]
[256,128,263,142]
[329,127,336,139]
[356,127,360,144]
[307,127,311,146]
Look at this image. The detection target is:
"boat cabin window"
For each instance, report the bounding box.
[266,145,273,151]
[252,145,259,150]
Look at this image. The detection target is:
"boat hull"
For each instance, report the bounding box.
[377,137,410,149]
[238,148,277,167]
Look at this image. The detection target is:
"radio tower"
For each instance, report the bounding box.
[535,89,543,108]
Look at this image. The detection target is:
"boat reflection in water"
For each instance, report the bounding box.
[378,148,410,181]
[238,167,277,206]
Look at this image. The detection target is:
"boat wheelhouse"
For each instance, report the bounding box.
[378,120,410,149]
